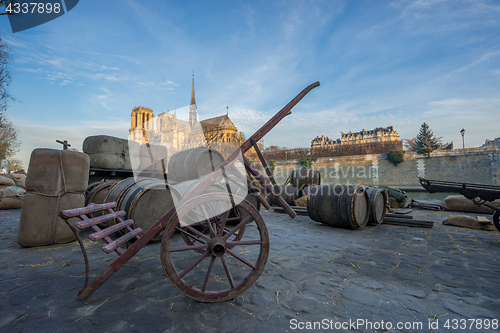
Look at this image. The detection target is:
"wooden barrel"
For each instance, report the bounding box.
[365,186,387,225]
[270,185,301,206]
[301,186,319,198]
[102,178,148,210]
[85,180,117,208]
[307,184,369,229]
[119,179,180,241]
[303,186,322,221]
[290,168,321,189]
[171,178,226,198]
[85,181,104,199]
[86,177,179,240]
[168,147,224,182]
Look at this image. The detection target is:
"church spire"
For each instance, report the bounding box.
[189,72,197,127]
[190,72,196,106]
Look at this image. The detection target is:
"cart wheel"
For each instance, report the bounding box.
[161,193,269,302]
[493,210,500,232]
[180,217,246,254]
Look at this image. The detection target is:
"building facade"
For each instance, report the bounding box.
[129,75,243,157]
[311,126,400,148]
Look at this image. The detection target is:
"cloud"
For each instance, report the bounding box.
[392,0,500,35]
[428,99,466,106]
[86,88,114,112]
[112,54,141,65]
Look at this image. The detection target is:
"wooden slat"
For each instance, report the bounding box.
[385,213,413,219]
[383,217,433,224]
[255,193,271,210]
[89,219,134,241]
[102,228,143,254]
[75,211,126,229]
[59,202,117,219]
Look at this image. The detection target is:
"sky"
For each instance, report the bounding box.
[0,0,499,168]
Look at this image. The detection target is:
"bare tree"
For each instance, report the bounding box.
[7,157,23,171]
[0,32,12,114]
[0,31,20,159]
[0,118,20,159]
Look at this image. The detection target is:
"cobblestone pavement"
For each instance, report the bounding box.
[1,208,499,333]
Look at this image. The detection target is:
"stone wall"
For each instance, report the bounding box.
[254,147,500,190]
[311,140,403,158]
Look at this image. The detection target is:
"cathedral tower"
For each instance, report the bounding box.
[189,74,197,128]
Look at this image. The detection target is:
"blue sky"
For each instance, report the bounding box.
[1,0,499,168]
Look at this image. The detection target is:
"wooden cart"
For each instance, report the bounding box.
[60,82,320,302]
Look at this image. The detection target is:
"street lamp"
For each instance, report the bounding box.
[460,128,465,149]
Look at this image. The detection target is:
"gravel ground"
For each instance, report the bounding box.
[1,207,499,333]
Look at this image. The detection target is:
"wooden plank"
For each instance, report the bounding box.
[102,228,143,254]
[385,213,413,219]
[75,211,126,229]
[382,221,433,228]
[255,193,271,210]
[392,208,413,214]
[89,219,135,241]
[383,217,433,224]
[59,202,117,219]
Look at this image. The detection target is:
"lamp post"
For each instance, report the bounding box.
[460,128,465,149]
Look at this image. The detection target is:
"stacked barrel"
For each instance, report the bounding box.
[85,177,178,241]
[306,185,369,229]
[305,185,386,229]
[365,186,388,225]
[268,168,388,229]
[138,143,169,173]
[168,147,224,182]
[17,149,89,246]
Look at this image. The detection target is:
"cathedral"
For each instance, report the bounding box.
[129,75,244,158]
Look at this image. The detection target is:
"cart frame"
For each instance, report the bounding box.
[60,82,320,301]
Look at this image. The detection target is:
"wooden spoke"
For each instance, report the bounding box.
[221,256,235,289]
[175,226,207,245]
[161,193,269,302]
[223,215,252,241]
[217,210,230,237]
[202,256,217,292]
[169,244,208,252]
[200,204,216,237]
[226,240,262,246]
[225,249,255,269]
[179,251,210,279]
[183,224,211,243]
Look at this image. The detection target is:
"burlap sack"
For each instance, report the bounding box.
[17,192,84,247]
[25,149,89,195]
[443,215,496,231]
[294,195,308,207]
[444,195,500,214]
[0,185,25,199]
[83,135,140,170]
[0,176,15,187]
[389,196,405,208]
[18,149,89,247]
[0,197,23,209]
[14,178,25,188]
[5,173,26,181]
